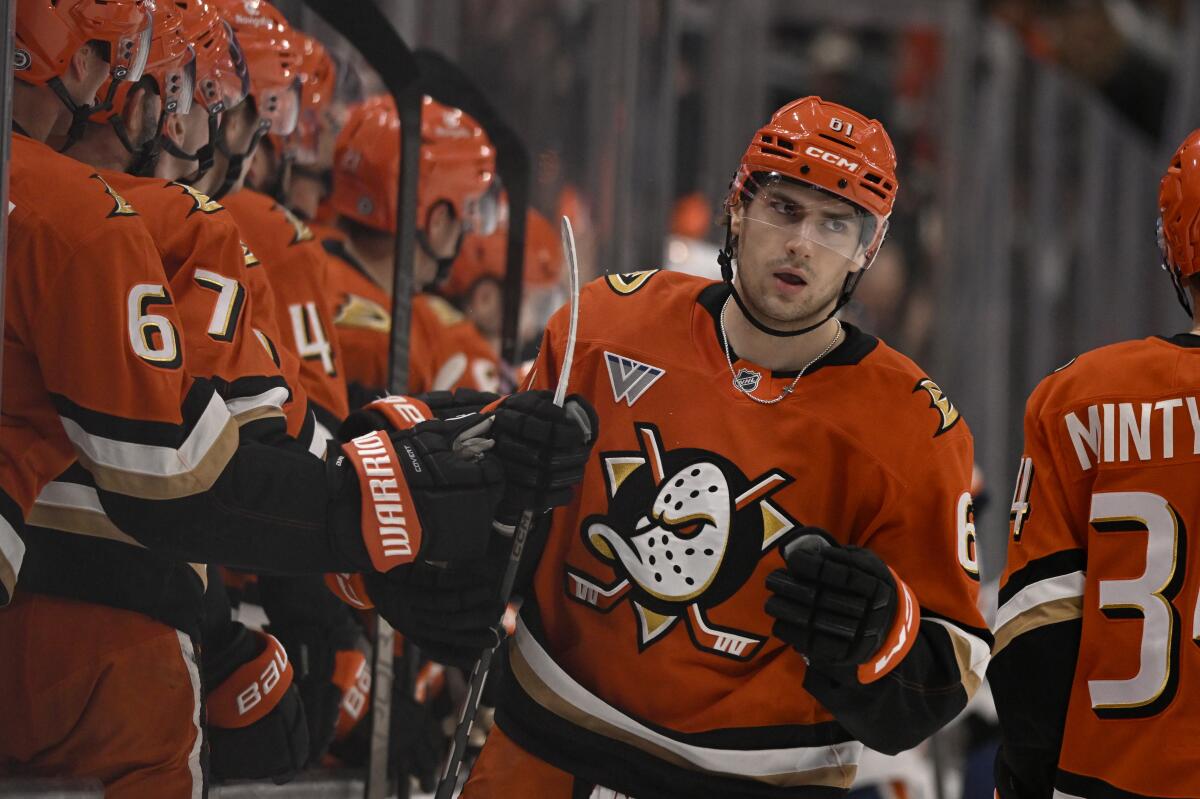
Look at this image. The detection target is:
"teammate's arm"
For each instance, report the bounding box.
[34,225,501,575]
[988,399,1085,798]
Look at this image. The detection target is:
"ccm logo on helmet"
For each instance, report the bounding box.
[804,145,860,173]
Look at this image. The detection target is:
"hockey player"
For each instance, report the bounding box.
[323,94,505,403]
[20,5,331,785]
[444,207,565,362]
[989,129,1200,798]
[209,0,349,431]
[463,96,991,798]
[247,31,337,221]
[0,1,583,791]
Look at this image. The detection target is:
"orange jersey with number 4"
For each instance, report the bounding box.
[222,190,348,426]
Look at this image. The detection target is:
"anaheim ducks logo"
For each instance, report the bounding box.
[605,269,657,296]
[335,293,390,332]
[90,174,136,218]
[174,182,223,215]
[566,423,798,660]
[914,377,960,436]
[273,202,314,245]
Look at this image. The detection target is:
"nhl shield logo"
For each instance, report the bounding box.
[733,368,762,392]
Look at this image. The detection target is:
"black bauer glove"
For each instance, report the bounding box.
[258,574,366,765]
[364,550,507,669]
[204,624,309,784]
[765,529,917,676]
[491,390,598,519]
[332,406,506,572]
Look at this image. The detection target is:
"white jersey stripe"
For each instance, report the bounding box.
[174,631,204,799]
[0,515,24,604]
[513,617,862,779]
[926,617,991,697]
[310,416,334,459]
[225,386,290,419]
[994,571,1086,632]
[59,391,232,481]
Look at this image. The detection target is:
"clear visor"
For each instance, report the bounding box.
[257,78,302,137]
[462,176,503,237]
[160,50,196,117]
[741,172,876,268]
[113,9,154,83]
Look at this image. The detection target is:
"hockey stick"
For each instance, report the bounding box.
[413,49,532,370]
[433,217,581,799]
[295,4,420,797]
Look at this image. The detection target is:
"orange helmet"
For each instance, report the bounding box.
[15,0,153,88]
[444,209,563,299]
[178,0,250,114]
[268,33,335,166]
[211,0,301,137]
[728,96,897,257]
[93,4,195,125]
[1160,130,1200,279]
[330,95,497,236]
[1159,129,1200,313]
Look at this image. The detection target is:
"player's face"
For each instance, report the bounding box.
[732,181,869,329]
[467,277,502,338]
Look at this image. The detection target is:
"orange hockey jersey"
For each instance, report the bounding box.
[0,135,237,604]
[991,333,1200,799]
[492,271,990,798]
[19,172,324,634]
[319,227,501,403]
[222,189,349,427]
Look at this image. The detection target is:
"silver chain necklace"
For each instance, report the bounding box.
[719,297,843,405]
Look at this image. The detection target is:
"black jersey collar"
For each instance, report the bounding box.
[321,236,378,286]
[697,282,877,377]
[1160,332,1200,348]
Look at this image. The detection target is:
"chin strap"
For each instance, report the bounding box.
[160,108,220,185]
[717,224,865,338]
[266,152,293,206]
[52,77,118,154]
[417,227,465,291]
[1165,260,1194,318]
[211,117,270,202]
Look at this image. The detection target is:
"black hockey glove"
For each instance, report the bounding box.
[204,623,310,784]
[364,551,507,668]
[764,529,901,669]
[491,390,598,519]
[417,388,502,420]
[258,574,366,764]
[330,412,506,572]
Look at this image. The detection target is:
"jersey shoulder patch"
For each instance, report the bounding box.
[604,269,659,296]
[913,377,961,437]
[422,294,465,327]
[90,174,137,218]
[336,293,391,332]
[172,182,224,215]
[272,202,314,245]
